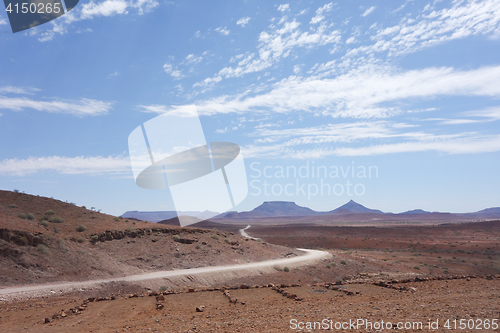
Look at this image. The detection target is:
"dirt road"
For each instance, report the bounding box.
[0,248,330,298]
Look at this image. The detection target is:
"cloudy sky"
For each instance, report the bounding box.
[1,0,499,215]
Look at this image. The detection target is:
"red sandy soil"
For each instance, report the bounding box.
[0,191,300,286]
[1,191,500,332]
[1,276,499,332]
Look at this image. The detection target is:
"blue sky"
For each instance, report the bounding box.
[1,0,499,216]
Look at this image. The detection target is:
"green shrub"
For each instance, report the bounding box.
[326,264,331,269]
[40,220,49,227]
[36,244,49,255]
[114,217,120,221]
[159,286,167,292]
[340,260,347,265]
[76,225,87,232]
[77,237,85,243]
[330,262,337,267]
[224,238,229,243]
[18,236,28,246]
[45,210,55,216]
[18,213,27,219]
[211,234,219,240]
[195,244,201,249]
[8,204,18,208]
[413,266,420,270]
[283,267,290,272]
[49,216,64,223]
[172,235,180,241]
[53,227,60,234]
[26,213,35,220]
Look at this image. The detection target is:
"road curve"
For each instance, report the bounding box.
[0,248,330,297]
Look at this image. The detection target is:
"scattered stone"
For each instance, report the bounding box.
[196,306,205,312]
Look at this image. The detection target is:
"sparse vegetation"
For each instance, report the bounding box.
[8,204,18,208]
[283,267,290,272]
[340,260,347,265]
[45,210,55,216]
[18,236,28,246]
[17,213,27,219]
[159,286,167,292]
[211,234,219,240]
[413,266,420,270]
[56,238,65,248]
[77,236,85,243]
[49,216,64,223]
[172,235,180,241]
[195,244,201,249]
[36,244,49,255]
[76,225,87,232]
[40,220,49,227]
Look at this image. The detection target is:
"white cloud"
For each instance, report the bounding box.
[163,63,183,79]
[237,17,251,27]
[80,0,129,19]
[332,135,500,156]
[278,4,290,12]
[293,64,301,74]
[190,65,500,118]
[184,54,203,65]
[359,0,500,56]
[311,2,333,24]
[361,6,376,17]
[137,104,169,113]
[0,86,40,94]
[28,0,159,42]
[107,71,120,78]
[0,155,131,176]
[215,27,230,36]
[195,18,341,87]
[0,96,113,116]
[242,120,500,158]
[0,17,7,25]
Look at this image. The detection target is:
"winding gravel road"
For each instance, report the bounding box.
[0,248,330,297]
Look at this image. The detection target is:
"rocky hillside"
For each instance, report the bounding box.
[0,191,299,286]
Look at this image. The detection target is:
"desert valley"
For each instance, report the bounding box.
[0,190,499,332]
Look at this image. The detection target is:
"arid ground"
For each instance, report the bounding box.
[1,191,499,332]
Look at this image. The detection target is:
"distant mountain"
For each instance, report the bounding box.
[121,210,219,223]
[475,207,500,214]
[245,201,319,218]
[327,200,384,214]
[401,209,432,215]
[124,201,500,224]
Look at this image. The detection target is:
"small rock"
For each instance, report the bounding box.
[196,306,205,312]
